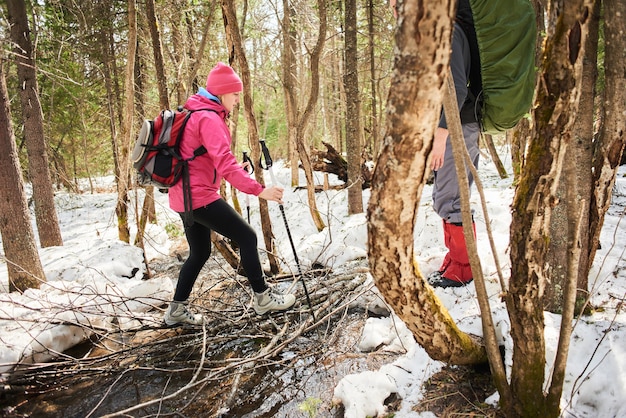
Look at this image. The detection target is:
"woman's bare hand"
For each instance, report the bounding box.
[258,186,284,204]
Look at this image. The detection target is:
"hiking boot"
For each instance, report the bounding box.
[427,270,473,288]
[164,301,203,326]
[253,288,296,315]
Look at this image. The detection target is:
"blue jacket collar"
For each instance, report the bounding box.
[198,87,221,103]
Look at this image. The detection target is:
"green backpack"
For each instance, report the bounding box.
[462,0,537,134]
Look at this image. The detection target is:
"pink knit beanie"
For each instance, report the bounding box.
[206,62,243,95]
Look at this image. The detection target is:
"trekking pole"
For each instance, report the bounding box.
[242,151,253,223]
[259,140,315,319]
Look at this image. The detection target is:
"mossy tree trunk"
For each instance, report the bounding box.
[507,1,592,416]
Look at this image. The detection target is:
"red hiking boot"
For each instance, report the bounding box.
[428,221,475,288]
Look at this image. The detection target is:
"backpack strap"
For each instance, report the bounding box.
[178,108,218,227]
[180,108,218,161]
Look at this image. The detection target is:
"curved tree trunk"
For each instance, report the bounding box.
[134,0,169,255]
[7,0,63,248]
[294,0,327,231]
[186,5,216,98]
[368,0,486,366]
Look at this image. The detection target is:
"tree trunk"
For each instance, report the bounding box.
[6,0,63,248]
[281,0,300,188]
[221,0,281,274]
[0,57,46,292]
[544,0,600,314]
[510,119,530,183]
[115,0,137,243]
[366,0,379,154]
[136,0,169,249]
[507,2,590,416]
[294,0,327,232]
[583,0,626,296]
[186,5,216,97]
[483,134,508,179]
[169,0,187,105]
[146,0,169,110]
[344,0,363,215]
[333,6,346,155]
[368,0,486,366]
[97,3,122,203]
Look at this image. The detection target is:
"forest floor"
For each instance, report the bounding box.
[1,243,502,418]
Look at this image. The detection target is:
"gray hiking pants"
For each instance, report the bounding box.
[432,122,481,224]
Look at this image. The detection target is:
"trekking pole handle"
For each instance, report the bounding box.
[259,140,278,185]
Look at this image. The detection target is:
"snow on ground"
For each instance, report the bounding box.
[1,154,625,417]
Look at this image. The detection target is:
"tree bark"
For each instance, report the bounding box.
[6,0,63,248]
[584,0,626,297]
[294,0,327,231]
[115,0,138,243]
[368,0,486,366]
[544,0,600,314]
[482,134,508,179]
[344,0,364,215]
[146,0,169,110]
[96,2,122,205]
[221,0,281,274]
[0,57,46,292]
[507,2,591,416]
[186,5,217,98]
[281,0,299,187]
[366,0,379,154]
[135,0,169,252]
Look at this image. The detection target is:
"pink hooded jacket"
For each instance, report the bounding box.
[168,92,263,213]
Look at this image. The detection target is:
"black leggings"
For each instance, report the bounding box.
[173,199,267,302]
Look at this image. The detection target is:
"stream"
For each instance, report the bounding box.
[1,259,399,417]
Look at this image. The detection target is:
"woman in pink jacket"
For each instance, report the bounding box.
[164,62,296,326]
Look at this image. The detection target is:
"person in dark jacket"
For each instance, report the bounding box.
[427,0,481,288]
[390,0,481,288]
[164,62,296,326]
